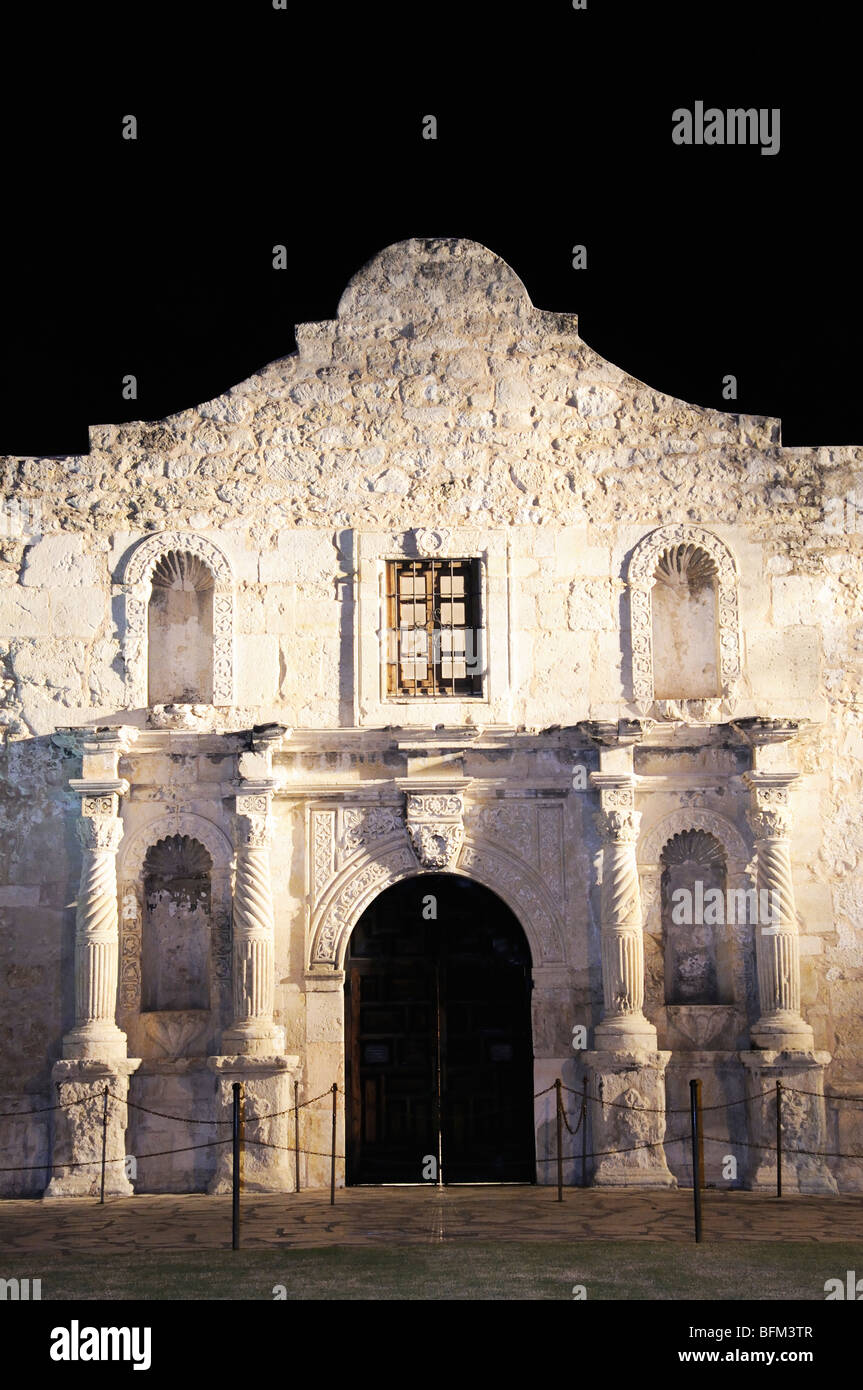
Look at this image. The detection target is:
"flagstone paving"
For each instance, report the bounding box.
[1,1187,861,1255]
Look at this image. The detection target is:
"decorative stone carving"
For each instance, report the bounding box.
[341,805,405,855]
[409,823,465,869]
[309,833,565,969]
[312,845,418,964]
[120,531,235,708]
[207,1055,300,1195]
[627,525,741,715]
[583,1051,677,1188]
[740,1051,837,1193]
[148,703,218,730]
[311,809,336,903]
[743,771,813,1048]
[43,1059,140,1199]
[222,786,283,1055]
[65,810,128,1060]
[413,527,451,557]
[640,809,749,870]
[405,791,465,870]
[590,774,655,1046]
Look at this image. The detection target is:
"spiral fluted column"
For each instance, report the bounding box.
[591,773,657,1047]
[222,787,284,1055]
[62,787,130,1060]
[744,772,814,1048]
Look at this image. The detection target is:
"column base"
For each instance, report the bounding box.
[206,1054,300,1194]
[43,1058,141,1199]
[61,1023,130,1062]
[739,1049,838,1194]
[219,1023,287,1057]
[594,1013,658,1050]
[583,1049,678,1189]
[750,1012,815,1051]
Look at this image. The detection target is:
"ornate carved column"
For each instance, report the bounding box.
[581,723,675,1188]
[45,728,140,1199]
[733,719,835,1192]
[743,772,813,1047]
[591,774,656,1047]
[66,805,128,1059]
[222,781,284,1056]
[209,731,298,1195]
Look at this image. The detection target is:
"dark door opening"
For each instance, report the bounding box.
[345,873,535,1184]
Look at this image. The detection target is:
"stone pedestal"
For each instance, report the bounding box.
[584,1049,677,1188]
[43,1058,141,1198]
[207,1054,300,1194]
[740,1050,837,1193]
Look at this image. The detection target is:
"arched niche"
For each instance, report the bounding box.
[660,829,730,1005]
[119,532,235,708]
[627,525,741,715]
[117,813,233,1031]
[142,834,212,1012]
[147,551,215,705]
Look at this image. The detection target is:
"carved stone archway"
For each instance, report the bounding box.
[627,525,741,715]
[119,532,235,707]
[308,834,565,971]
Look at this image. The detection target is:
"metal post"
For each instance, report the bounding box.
[232,1082,241,1250]
[555,1078,563,1202]
[695,1077,705,1193]
[776,1080,782,1198]
[434,962,444,1189]
[689,1079,703,1243]
[330,1082,337,1206]
[581,1076,588,1188]
[99,1087,108,1205]
[294,1079,300,1194]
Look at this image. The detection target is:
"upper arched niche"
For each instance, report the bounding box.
[119,532,235,708]
[627,525,741,715]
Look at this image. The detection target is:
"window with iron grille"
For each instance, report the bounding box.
[386,558,483,697]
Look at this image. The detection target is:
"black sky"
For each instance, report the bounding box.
[1,2,857,456]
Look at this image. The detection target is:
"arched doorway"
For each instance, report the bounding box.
[344,873,535,1184]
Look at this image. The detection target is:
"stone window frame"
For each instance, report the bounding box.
[627,524,741,715]
[354,526,512,726]
[120,532,235,708]
[116,812,234,1025]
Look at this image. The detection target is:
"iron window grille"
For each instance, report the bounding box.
[386,558,484,698]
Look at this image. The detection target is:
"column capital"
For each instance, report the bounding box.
[233,779,275,848]
[76,817,124,854]
[743,772,798,839]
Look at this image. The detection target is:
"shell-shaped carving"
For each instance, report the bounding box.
[144,834,212,880]
[660,829,726,868]
[654,544,718,592]
[150,550,215,592]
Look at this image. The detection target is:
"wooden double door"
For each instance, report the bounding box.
[345,874,535,1184]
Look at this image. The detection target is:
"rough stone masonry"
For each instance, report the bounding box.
[1,237,861,1196]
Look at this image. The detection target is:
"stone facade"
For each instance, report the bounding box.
[1,237,862,1196]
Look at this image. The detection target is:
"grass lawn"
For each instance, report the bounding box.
[26,1240,861,1300]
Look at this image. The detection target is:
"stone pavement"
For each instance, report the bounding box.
[1,1187,861,1255]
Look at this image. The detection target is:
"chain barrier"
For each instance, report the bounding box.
[3,1077,861,1178]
